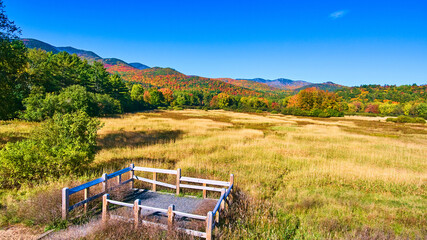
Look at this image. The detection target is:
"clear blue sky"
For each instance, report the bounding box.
[4,0,427,86]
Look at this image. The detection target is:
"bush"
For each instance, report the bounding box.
[0,111,101,188]
[282,107,343,118]
[386,115,426,124]
[20,85,121,121]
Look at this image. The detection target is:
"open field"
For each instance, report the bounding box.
[1,110,426,239]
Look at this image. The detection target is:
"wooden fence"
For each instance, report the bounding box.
[62,164,234,240]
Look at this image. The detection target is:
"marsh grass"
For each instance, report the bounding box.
[1,110,426,239]
[0,120,38,149]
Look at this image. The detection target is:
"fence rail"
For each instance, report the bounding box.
[62,164,234,240]
[62,167,133,219]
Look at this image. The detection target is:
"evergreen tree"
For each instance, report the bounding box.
[0,1,28,119]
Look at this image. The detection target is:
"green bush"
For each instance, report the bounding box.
[386,115,426,124]
[282,107,344,118]
[0,111,101,188]
[20,85,121,121]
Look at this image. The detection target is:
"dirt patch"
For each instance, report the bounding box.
[0,226,42,240]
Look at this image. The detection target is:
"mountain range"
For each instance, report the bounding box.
[21,38,344,95]
[21,38,150,70]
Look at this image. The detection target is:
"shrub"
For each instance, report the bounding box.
[0,111,101,188]
[364,103,380,114]
[386,115,426,124]
[20,85,121,121]
[416,103,427,119]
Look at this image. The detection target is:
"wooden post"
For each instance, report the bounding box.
[176,168,181,195]
[215,210,219,224]
[220,188,226,211]
[229,174,234,203]
[84,187,90,214]
[206,211,213,240]
[102,194,110,223]
[133,199,141,228]
[203,183,207,198]
[153,172,157,192]
[130,163,135,190]
[117,174,122,185]
[62,187,69,220]
[168,204,175,227]
[102,173,108,192]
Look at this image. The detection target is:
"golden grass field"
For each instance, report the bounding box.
[95,110,426,239]
[1,109,426,239]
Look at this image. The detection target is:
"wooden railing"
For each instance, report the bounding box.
[62,164,234,239]
[62,166,133,220]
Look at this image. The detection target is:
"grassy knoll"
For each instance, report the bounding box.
[1,110,426,239]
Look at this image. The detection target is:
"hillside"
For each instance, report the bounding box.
[336,84,427,103]
[215,78,291,94]
[21,38,59,54]
[22,38,149,69]
[22,38,343,97]
[295,82,345,92]
[238,78,313,90]
[106,65,268,96]
[56,46,102,62]
[102,58,134,68]
[129,62,150,70]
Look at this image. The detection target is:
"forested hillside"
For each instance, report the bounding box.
[2,38,423,121]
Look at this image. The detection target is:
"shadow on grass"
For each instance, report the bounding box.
[0,134,28,149]
[97,130,184,150]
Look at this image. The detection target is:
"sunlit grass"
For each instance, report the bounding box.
[1,109,426,239]
[91,110,427,238]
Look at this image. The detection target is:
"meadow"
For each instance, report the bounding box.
[0,109,426,239]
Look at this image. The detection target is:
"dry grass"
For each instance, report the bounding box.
[0,120,38,149]
[90,110,426,239]
[1,109,426,239]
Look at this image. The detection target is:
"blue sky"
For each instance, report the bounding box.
[4,0,427,86]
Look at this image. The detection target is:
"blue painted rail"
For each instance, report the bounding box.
[62,164,235,240]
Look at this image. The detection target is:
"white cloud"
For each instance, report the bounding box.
[329,10,348,19]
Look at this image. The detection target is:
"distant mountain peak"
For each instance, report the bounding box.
[21,38,59,54]
[237,78,312,90]
[129,62,150,70]
[56,46,102,61]
[22,38,150,69]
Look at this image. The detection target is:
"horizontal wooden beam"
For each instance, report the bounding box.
[114,215,207,238]
[107,167,132,179]
[180,176,230,187]
[107,199,134,208]
[133,176,176,189]
[69,177,104,194]
[133,167,177,175]
[69,192,104,211]
[173,210,207,220]
[137,204,168,213]
[69,178,133,211]
[179,183,222,192]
